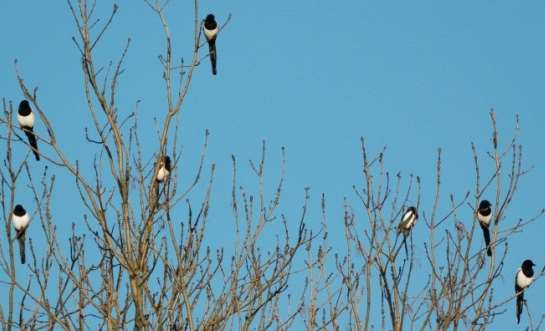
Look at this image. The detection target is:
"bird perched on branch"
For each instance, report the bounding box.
[476,200,492,256]
[17,100,40,161]
[397,206,418,256]
[515,259,535,324]
[12,204,30,264]
[156,155,172,183]
[397,206,418,234]
[203,14,219,75]
[154,155,172,205]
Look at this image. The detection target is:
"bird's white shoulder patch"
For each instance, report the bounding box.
[402,211,414,223]
[17,111,35,128]
[156,166,170,182]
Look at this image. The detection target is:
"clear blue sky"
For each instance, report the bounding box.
[1,1,545,329]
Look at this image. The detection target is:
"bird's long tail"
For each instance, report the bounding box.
[402,234,408,256]
[516,285,523,324]
[208,39,217,75]
[481,224,492,256]
[24,127,40,161]
[155,182,160,207]
[18,235,26,264]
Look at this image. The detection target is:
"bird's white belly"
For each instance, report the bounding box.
[204,27,218,40]
[517,270,533,288]
[17,112,35,128]
[12,214,30,230]
[477,213,491,225]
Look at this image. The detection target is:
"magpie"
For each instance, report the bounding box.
[12,204,30,264]
[17,100,40,161]
[203,14,219,75]
[515,259,535,324]
[476,200,492,256]
[156,155,171,183]
[397,206,418,234]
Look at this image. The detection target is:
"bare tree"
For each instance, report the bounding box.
[332,112,544,331]
[0,1,543,331]
[1,1,308,330]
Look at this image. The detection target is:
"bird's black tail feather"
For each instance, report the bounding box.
[208,40,217,75]
[18,236,26,264]
[481,224,492,256]
[516,285,523,324]
[155,181,160,207]
[24,127,40,161]
[401,234,408,256]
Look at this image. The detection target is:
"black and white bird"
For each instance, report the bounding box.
[156,155,171,183]
[17,100,40,161]
[476,200,492,256]
[515,259,535,324]
[397,206,418,234]
[12,204,30,264]
[203,14,219,75]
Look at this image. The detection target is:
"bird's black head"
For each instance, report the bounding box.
[205,14,216,22]
[13,204,26,216]
[18,100,32,116]
[164,156,171,170]
[522,259,535,268]
[204,14,217,30]
[479,200,491,210]
[522,259,535,276]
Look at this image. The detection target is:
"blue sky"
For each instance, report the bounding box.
[1,1,545,329]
